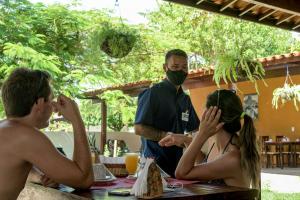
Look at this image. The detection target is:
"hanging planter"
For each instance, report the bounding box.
[272,68,300,111]
[92,23,138,59]
[236,59,264,80]
[213,53,266,93]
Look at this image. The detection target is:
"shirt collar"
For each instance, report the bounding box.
[163,79,184,95]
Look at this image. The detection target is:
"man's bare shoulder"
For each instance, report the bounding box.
[0,120,41,135]
[0,120,47,148]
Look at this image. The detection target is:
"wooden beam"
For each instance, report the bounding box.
[239,4,258,17]
[276,14,296,25]
[196,0,205,5]
[261,56,300,67]
[264,63,300,79]
[243,0,300,16]
[184,74,216,89]
[220,0,238,12]
[100,100,107,154]
[293,23,300,30]
[259,9,276,21]
[163,0,300,33]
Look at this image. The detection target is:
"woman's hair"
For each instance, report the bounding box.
[206,89,260,188]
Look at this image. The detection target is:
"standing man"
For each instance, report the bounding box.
[135,49,200,177]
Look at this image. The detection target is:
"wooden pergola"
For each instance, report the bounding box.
[164,0,300,33]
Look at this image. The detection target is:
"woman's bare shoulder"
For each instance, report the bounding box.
[223,149,242,174]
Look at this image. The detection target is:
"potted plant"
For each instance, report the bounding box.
[213,47,266,93]
[91,23,138,58]
[272,83,300,111]
[88,133,100,163]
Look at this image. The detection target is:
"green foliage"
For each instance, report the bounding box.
[272,84,300,111]
[0,0,158,128]
[1,0,300,130]
[262,189,300,200]
[79,100,101,127]
[88,133,100,153]
[47,121,71,132]
[2,43,61,74]
[100,90,136,131]
[0,0,86,96]
[213,51,266,93]
[272,72,300,111]
[147,2,300,89]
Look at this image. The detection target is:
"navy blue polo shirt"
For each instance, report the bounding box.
[135,79,200,177]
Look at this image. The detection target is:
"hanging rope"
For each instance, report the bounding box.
[114,0,124,25]
[284,64,294,85]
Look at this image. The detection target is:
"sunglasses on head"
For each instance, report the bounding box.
[216,89,236,107]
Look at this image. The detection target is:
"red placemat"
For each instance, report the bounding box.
[90,178,199,190]
[91,178,135,190]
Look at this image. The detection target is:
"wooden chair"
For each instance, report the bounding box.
[263,139,281,168]
[259,136,270,168]
[276,136,294,168]
[260,136,270,150]
[281,142,293,168]
[296,152,300,167]
[292,141,300,167]
[106,131,141,154]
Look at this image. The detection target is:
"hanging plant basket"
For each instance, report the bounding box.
[236,60,264,79]
[100,31,136,58]
[272,70,300,111]
[213,54,266,93]
[91,23,138,59]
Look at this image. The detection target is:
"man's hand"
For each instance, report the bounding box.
[158,133,190,147]
[52,95,82,123]
[41,175,59,188]
[27,168,59,188]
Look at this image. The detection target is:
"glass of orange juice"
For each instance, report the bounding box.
[125,153,139,176]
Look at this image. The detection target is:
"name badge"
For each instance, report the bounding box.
[182,111,189,122]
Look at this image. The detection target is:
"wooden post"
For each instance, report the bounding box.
[100,100,107,154]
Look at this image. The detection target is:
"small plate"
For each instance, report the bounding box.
[126,175,137,180]
[95,175,117,183]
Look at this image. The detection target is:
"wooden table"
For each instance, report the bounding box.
[68,183,258,200]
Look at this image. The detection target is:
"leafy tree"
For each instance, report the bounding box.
[147,2,300,62]
[1,0,300,130]
[79,100,102,130]
[100,91,136,131]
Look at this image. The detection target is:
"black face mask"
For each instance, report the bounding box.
[166,70,188,85]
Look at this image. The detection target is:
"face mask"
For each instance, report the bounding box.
[166,70,188,85]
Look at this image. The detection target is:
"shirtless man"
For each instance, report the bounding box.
[0,68,94,199]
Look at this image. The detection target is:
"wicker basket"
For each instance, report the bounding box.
[104,163,128,177]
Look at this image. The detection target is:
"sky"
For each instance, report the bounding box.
[29,0,160,24]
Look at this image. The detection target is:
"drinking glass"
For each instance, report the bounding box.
[125,153,139,177]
